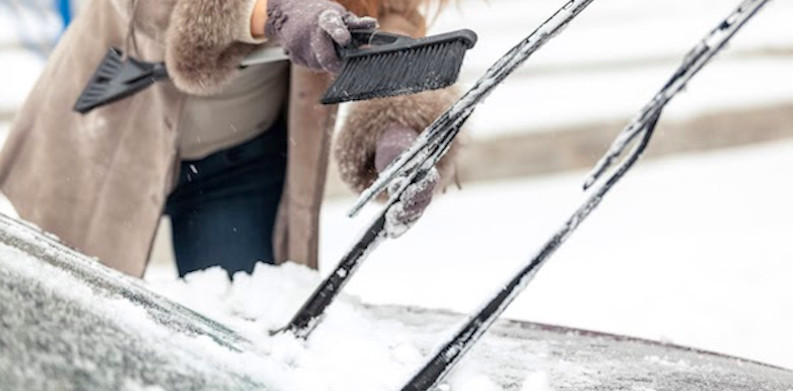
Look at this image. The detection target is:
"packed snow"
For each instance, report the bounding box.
[3,217,563,390]
[146,263,515,391]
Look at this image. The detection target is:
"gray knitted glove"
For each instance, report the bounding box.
[375,124,439,238]
[264,0,377,73]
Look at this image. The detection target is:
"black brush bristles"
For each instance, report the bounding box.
[321,29,477,104]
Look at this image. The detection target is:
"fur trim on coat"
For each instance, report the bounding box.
[164,0,261,95]
[334,87,462,200]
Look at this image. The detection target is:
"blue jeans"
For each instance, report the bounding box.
[165,117,287,277]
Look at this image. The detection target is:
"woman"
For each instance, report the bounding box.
[0,0,460,277]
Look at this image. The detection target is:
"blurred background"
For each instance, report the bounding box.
[1,0,791,372]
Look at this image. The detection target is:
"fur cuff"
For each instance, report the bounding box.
[164,0,262,95]
[334,87,463,200]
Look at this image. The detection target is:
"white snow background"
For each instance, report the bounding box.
[0,0,791,387]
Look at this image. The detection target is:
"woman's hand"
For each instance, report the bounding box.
[251,0,377,73]
[375,124,439,238]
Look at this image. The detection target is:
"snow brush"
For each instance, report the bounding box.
[320,29,477,104]
[73,29,476,114]
[274,0,599,340]
[402,0,772,389]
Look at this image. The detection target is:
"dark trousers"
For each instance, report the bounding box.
[165,117,287,277]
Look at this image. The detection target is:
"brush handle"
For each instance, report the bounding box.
[239,46,290,67]
[238,30,376,67]
[349,29,396,46]
[239,29,418,66]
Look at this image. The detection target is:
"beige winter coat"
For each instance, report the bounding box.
[0,0,459,277]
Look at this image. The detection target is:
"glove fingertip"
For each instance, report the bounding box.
[319,9,352,45]
[334,28,353,46]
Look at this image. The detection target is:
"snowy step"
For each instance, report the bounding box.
[431,0,793,72]
[463,56,793,139]
[427,0,793,139]
[324,101,793,198]
[2,212,793,390]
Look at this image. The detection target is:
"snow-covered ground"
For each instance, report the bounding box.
[430,0,793,137]
[459,57,793,137]
[311,139,793,371]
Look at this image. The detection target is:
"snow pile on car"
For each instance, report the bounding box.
[147,263,513,391]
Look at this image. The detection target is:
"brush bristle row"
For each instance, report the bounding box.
[322,41,469,104]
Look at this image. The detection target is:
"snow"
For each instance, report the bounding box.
[3,209,792,389]
[316,139,793,371]
[146,263,501,390]
[0,1,61,47]
[0,222,508,390]
[0,3,53,112]
[435,0,793,72]
[146,138,793,382]
[520,372,554,391]
[0,49,44,112]
[464,57,793,138]
[429,0,793,138]
[0,242,275,390]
